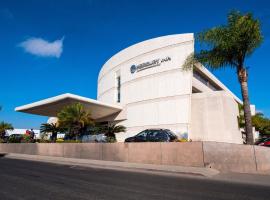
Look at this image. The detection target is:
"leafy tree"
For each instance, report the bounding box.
[184,11,263,144]
[0,121,13,139]
[40,123,63,142]
[252,113,270,135]
[57,103,94,140]
[100,124,126,142]
[237,104,245,129]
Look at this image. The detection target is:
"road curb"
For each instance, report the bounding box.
[1,153,219,177]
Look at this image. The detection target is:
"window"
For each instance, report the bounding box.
[147,130,169,142]
[147,130,160,138]
[155,132,169,141]
[192,87,201,93]
[116,75,121,103]
[136,130,147,138]
[166,130,177,140]
[193,70,222,91]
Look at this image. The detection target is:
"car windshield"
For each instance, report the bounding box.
[263,138,270,142]
[166,130,177,138]
[257,138,270,143]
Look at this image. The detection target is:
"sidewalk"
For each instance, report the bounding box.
[1,153,219,177]
[2,153,270,187]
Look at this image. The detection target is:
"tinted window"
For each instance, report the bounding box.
[166,130,177,139]
[147,130,168,141]
[257,138,270,143]
[156,131,168,141]
[136,131,147,138]
[147,130,161,137]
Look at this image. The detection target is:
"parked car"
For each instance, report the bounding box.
[8,134,23,143]
[81,134,107,143]
[125,129,178,142]
[255,137,270,147]
[2,135,9,143]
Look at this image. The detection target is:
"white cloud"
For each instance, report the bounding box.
[19,37,64,58]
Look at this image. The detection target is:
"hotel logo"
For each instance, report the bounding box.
[130,56,171,74]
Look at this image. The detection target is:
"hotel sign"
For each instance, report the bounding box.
[130,56,171,74]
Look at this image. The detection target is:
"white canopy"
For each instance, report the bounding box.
[15,93,122,120]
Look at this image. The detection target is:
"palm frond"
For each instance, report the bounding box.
[189,10,263,71]
[57,103,94,137]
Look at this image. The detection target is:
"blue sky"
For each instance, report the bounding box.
[0,0,269,129]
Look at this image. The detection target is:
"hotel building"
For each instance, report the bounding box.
[16,33,255,143]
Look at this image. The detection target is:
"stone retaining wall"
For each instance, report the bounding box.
[0,142,269,174]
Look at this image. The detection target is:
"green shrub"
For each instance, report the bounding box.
[106,136,116,143]
[21,135,33,143]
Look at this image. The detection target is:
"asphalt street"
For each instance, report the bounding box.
[0,157,269,200]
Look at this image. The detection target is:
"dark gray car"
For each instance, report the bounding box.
[125,129,177,142]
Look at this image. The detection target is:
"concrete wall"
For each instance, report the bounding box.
[203,142,257,173]
[0,142,269,174]
[190,91,243,144]
[0,142,204,167]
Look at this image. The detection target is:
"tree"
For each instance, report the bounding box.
[237,104,245,129]
[252,113,270,136]
[101,124,126,142]
[40,123,62,142]
[57,103,94,140]
[0,107,14,141]
[0,121,13,139]
[184,11,263,144]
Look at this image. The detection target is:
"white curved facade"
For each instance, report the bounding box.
[97,34,194,141]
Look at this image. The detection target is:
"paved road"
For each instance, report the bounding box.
[0,158,269,200]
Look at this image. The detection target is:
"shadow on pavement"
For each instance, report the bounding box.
[0,153,7,158]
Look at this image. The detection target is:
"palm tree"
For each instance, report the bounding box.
[40,123,62,142]
[0,121,14,139]
[184,11,263,144]
[57,103,94,140]
[101,124,126,142]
